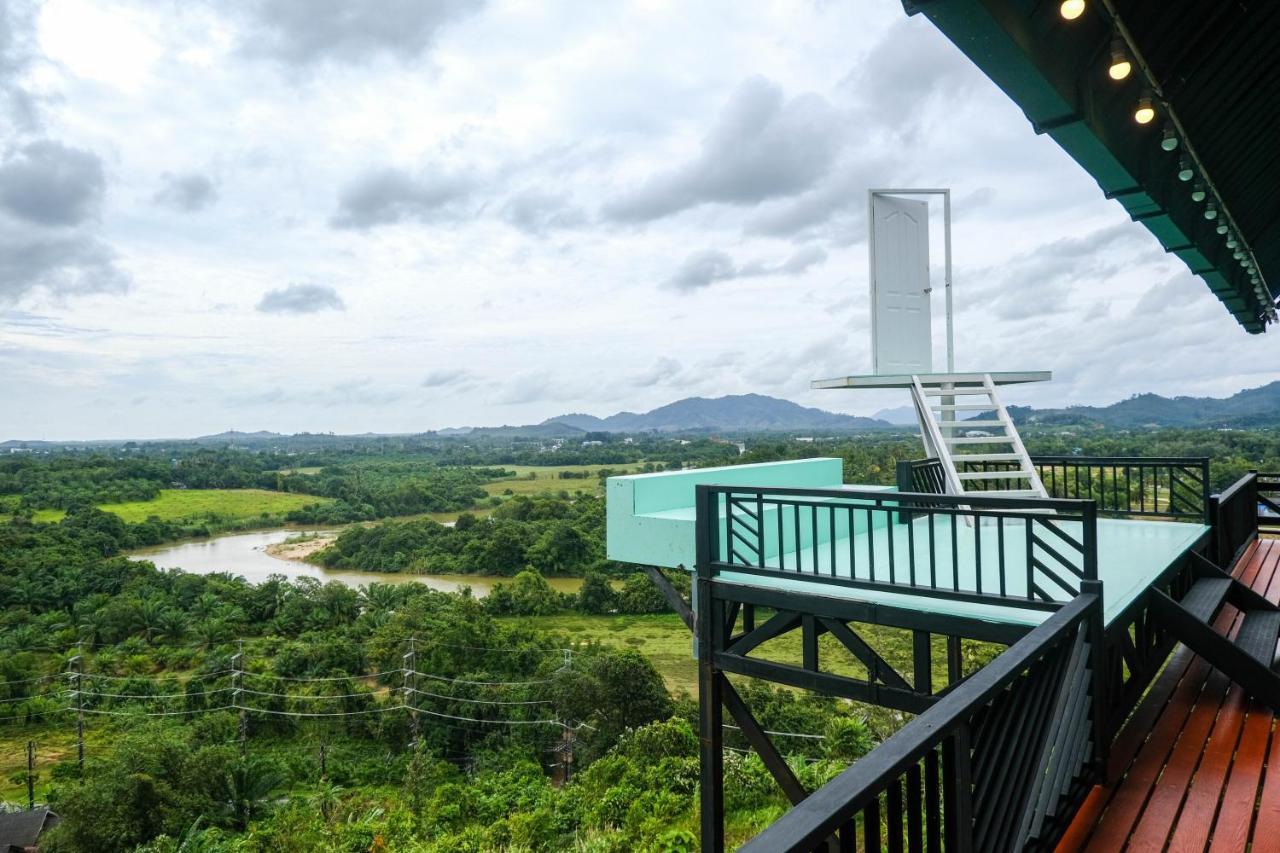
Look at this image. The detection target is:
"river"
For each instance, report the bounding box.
[128,529,586,597]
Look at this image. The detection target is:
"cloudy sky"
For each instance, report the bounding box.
[1,0,1275,440]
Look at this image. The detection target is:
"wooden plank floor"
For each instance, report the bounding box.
[1059,538,1280,852]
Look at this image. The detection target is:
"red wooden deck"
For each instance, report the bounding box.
[1059,538,1280,852]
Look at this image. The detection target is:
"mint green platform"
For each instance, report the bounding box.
[606,459,1210,630]
[716,515,1208,628]
[606,459,892,569]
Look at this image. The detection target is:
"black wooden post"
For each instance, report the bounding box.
[946,636,962,685]
[1080,579,1109,776]
[1199,458,1212,524]
[1208,492,1223,567]
[913,630,932,694]
[696,485,725,853]
[1081,501,1098,584]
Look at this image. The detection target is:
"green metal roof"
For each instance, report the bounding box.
[905,0,1277,333]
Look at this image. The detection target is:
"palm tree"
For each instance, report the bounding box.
[360,583,401,614]
[219,757,288,830]
[156,608,189,642]
[311,780,344,822]
[135,597,168,642]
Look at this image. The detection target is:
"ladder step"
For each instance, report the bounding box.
[935,421,1006,430]
[960,489,1043,498]
[1180,577,1232,624]
[947,436,1016,445]
[931,404,997,411]
[922,388,989,396]
[955,453,1023,462]
[958,471,1032,481]
[1237,610,1280,666]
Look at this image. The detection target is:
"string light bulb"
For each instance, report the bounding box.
[1160,125,1179,151]
[1216,223,1229,235]
[1108,36,1132,80]
[1204,202,1218,220]
[1177,157,1194,182]
[1134,95,1155,124]
[1191,182,1206,203]
[1226,234,1238,249]
[1060,0,1086,20]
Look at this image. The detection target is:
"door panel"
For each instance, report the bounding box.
[871,194,932,374]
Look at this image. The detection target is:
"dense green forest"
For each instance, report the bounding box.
[1,427,1277,850]
[0,506,866,851]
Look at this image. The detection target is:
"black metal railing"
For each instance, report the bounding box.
[899,456,1211,522]
[1210,472,1260,568]
[700,485,1098,611]
[1260,472,1280,534]
[739,591,1105,853]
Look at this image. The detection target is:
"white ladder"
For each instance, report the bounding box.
[909,373,1048,500]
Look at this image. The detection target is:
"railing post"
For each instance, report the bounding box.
[942,724,974,853]
[1208,492,1223,567]
[896,461,914,525]
[1081,501,1098,584]
[1080,580,1109,771]
[696,485,725,853]
[1199,458,1212,525]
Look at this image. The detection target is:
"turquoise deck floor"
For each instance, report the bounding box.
[717,517,1209,628]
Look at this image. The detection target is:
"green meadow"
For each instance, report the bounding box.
[28,488,329,525]
[480,463,644,498]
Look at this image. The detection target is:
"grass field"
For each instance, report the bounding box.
[25,489,331,525]
[480,463,644,498]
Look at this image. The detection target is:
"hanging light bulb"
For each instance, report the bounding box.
[1204,202,1218,220]
[1160,125,1179,151]
[1226,233,1238,249]
[1191,182,1207,203]
[1234,250,1246,259]
[1216,222,1229,235]
[1060,0,1086,20]
[1108,35,1132,80]
[1134,94,1155,124]
[1177,157,1194,182]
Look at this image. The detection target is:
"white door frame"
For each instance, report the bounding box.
[868,189,954,372]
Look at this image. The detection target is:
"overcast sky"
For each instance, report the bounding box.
[1,0,1275,440]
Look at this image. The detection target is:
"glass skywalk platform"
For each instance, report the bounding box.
[607,458,1211,630]
[715,514,1208,629]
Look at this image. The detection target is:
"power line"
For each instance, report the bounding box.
[79,688,231,700]
[723,724,826,740]
[408,687,550,706]
[237,688,385,701]
[79,669,234,683]
[80,705,235,717]
[240,669,401,683]
[0,693,67,705]
[0,674,58,687]
[417,672,556,687]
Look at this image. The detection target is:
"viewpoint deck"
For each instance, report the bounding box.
[1058,537,1280,851]
[719,515,1208,629]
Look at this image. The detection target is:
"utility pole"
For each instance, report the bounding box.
[232,641,246,758]
[402,639,419,747]
[68,646,83,773]
[27,740,35,810]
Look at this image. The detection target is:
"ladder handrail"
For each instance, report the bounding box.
[984,373,1049,498]
[911,375,965,498]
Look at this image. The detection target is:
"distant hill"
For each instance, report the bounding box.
[192,430,283,444]
[873,405,919,425]
[545,394,892,433]
[1003,381,1280,428]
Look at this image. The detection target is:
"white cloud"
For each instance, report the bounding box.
[0,0,1270,439]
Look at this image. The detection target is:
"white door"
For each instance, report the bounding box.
[871,194,932,374]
